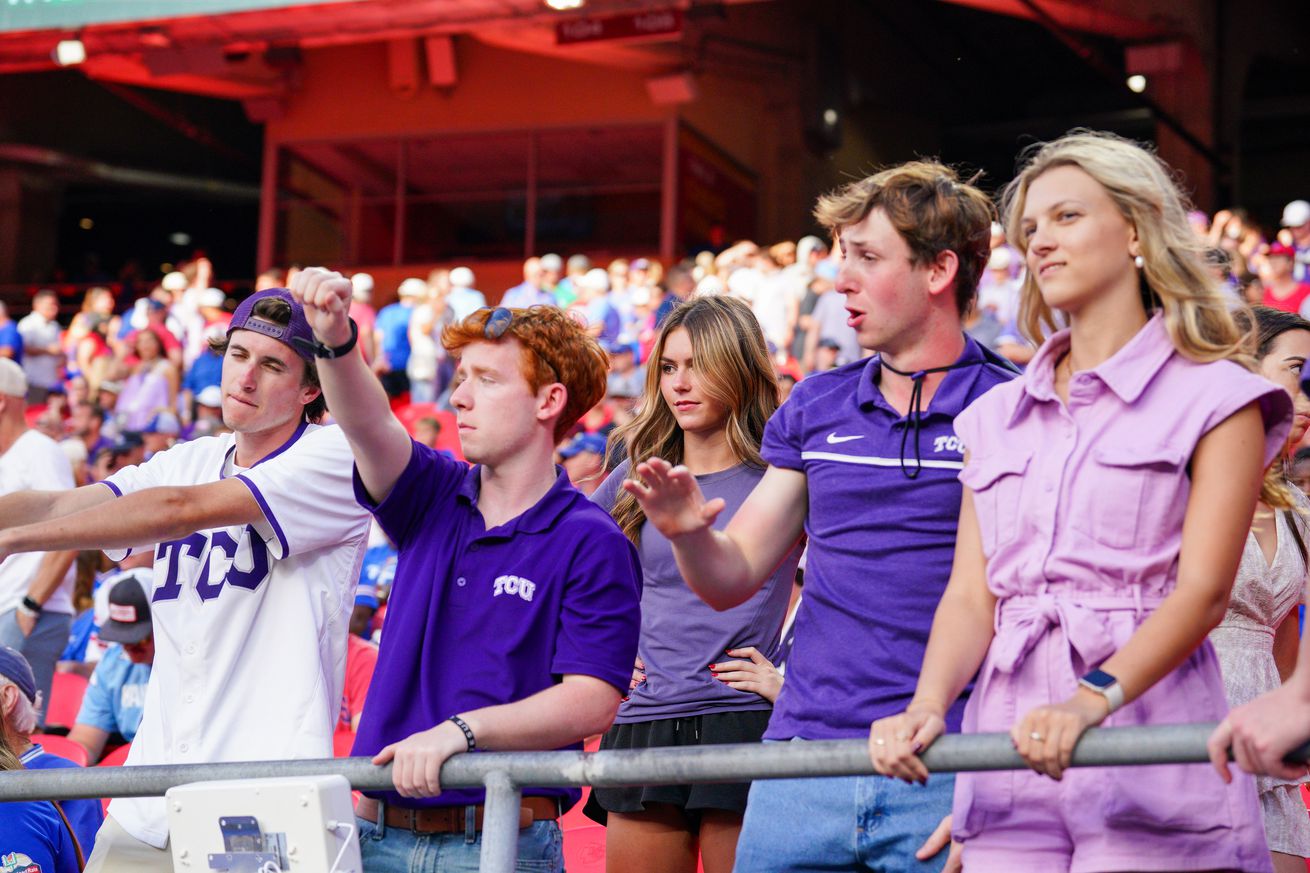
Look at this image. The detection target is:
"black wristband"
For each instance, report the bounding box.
[448,715,476,752]
[20,596,42,614]
[291,318,359,360]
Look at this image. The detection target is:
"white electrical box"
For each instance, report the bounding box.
[166,775,362,873]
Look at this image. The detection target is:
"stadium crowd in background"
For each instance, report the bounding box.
[2,133,1310,871]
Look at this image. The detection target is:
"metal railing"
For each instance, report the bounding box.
[0,723,1295,873]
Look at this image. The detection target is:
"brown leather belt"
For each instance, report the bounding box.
[356,795,560,834]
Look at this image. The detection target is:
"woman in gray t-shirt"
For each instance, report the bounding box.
[584,296,803,873]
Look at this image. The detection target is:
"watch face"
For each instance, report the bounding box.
[1082,668,1116,690]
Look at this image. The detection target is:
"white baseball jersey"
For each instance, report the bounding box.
[0,429,77,614]
[100,422,370,848]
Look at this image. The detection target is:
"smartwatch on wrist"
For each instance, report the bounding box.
[291,318,359,360]
[1078,668,1125,714]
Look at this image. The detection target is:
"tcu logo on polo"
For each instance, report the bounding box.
[933,435,965,453]
[493,574,537,603]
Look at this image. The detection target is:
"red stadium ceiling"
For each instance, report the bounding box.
[0,0,756,99]
[0,0,1172,102]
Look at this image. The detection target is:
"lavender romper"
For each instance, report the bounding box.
[951,314,1290,873]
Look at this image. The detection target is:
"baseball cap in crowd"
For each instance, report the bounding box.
[351,272,374,302]
[630,258,651,272]
[450,267,476,289]
[144,412,181,436]
[145,298,167,313]
[98,379,123,396]
[161,271,188,294]
[559,432,607,459]
[110,431,145,455]
[355,582,379,611]
[1269,241,1297,259]
[199,288,227,310]
[99,577,153,644]
[0,358,28,398]
[567,254,592,274]
[0,645,37,703]
[398,278,427,299]
[228,288,315,362]
[196,385,223,408]
[1282,200,1310,229]
[818,338,842,351]
[540,253,563,274]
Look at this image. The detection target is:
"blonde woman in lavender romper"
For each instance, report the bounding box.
[1212,305,1310,873]
[870,130,1292,872]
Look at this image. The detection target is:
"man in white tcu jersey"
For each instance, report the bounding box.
[0,289,371,871]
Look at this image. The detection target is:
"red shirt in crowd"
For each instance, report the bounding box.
[338,633,378,732]
[1262,282,1310,314]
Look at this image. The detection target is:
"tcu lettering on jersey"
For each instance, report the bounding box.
[492,574,536,603]
[933,435,965,453]
[152,527,273,603]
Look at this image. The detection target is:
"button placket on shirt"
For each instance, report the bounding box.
[1037,398,1080,578]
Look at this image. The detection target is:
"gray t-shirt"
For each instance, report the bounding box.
[593,460,803,723]
[810,291,863,366]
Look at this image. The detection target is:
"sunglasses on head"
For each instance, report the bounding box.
[478,307,561,384]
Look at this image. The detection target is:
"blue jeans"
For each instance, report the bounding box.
[733,743,955,873]
[356,817,562,872]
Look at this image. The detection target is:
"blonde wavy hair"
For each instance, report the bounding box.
[609,296,779,544]
[1002,130,1294,509]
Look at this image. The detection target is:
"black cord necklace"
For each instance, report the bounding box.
[879,357,981,479]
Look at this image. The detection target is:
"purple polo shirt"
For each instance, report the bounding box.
[350,442,642,811]
[761,335,1015,740]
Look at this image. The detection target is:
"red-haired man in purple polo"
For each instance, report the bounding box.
[289,267,641,873]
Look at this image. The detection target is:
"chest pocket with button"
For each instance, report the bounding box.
[1070,442,1187,550]
[959,451,1031,555]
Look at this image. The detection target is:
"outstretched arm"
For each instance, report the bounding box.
[624,459,807,609]
[0,479,263,557]
[290,267,413,504]
[0,483,117,530]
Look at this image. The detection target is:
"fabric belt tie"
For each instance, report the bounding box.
[989,590,1167,676]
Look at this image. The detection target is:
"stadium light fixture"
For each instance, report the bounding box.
[53,38,86,66]
[544,0,586,9]
[1126,74,1147,93]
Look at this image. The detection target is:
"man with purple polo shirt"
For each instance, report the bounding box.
[289,266,641,872]
[627,162,1013,872]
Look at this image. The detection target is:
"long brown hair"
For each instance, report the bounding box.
[610,296,779,544]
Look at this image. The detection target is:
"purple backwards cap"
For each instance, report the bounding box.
[227,288,315,361]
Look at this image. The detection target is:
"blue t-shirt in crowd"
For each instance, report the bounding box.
[374,303,414,372]
[759,335,1015,740]
[350,441,641,812]
[74,645,151,741]
[0,321,23,364]
[358,543,397,601]
[183,350,223,395]
[16,739,100,854]
[1,778,84,872]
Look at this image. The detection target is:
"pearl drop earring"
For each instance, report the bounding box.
[1134,255,1144,269]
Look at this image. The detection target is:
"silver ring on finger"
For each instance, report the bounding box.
[1030,731,1044,742]
[874,737,886,746]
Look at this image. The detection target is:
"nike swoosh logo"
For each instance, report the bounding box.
[826,433,864,444]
